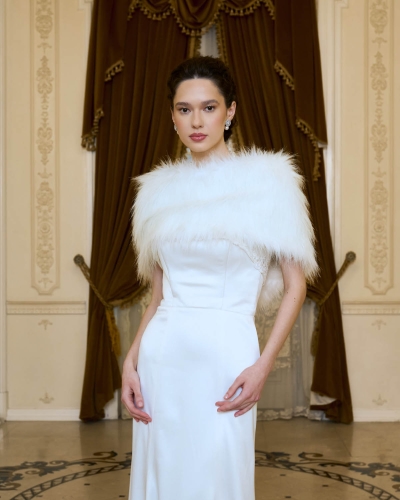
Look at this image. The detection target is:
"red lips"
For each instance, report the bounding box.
[189,133,207,142]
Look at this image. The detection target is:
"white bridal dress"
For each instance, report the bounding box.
[128,238,264,500]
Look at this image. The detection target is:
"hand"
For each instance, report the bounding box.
[121,361,152,424]
[215,361,271,417]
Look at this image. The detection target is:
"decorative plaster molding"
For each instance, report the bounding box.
[372,394,387,406]
[31,0,60,295]
[371,319,386,330]
[39,392,54,404]
[7,301,86,315]
[38,319,53,329]
[365,0,394,295]
[342,301,400,315]
[6,409,80,421]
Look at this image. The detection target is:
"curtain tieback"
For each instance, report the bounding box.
[74,254,121,356]
[309,251,356,356]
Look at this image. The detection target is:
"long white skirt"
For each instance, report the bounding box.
[128,305,260,500]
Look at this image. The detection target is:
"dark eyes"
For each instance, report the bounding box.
[178,106,215,113]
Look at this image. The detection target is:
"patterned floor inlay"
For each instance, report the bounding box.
[255,450,400,500]
[1,450,399,500]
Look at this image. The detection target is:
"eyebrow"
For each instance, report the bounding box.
[175,99,219,107]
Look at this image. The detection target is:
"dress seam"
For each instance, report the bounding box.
[220,242,231,310]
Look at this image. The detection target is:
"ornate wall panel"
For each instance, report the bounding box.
[31,0,60,294]
[365,0,394,295]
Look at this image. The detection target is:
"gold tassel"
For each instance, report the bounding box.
[74,254,123,356]
[81,108,104,152]
[105,307,121,356]
[310,251,356,356]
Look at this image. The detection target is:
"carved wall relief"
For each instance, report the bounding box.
[365,0,393,294]
[31,0,59,294]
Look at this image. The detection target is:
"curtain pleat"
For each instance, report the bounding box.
[218,4,353,423]
[80,10,190,421]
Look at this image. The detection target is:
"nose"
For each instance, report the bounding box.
[191,109,203,129]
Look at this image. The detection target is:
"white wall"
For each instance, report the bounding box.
[1,0,399,422]
[3,0,94,421]
[318,0,400,421]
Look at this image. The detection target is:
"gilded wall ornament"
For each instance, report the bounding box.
[32,0,59,294]
[38,319,53,330]
[366,0,393,294]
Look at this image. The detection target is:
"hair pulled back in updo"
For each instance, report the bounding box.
[167,56,237,143]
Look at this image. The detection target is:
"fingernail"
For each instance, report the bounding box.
[224,394,228,399]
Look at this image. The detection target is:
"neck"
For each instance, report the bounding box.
[190,139,231,165]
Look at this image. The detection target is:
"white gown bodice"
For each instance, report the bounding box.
[157,239,265,316]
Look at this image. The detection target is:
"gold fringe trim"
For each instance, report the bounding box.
[73,254,121,356]
[81,107,104,152]
[309,251,356,356]
[221,0,275,20]
[128,1,171,22]
[264,0,275,19]
[187,34,202,58]
[128,0,274,37]
[296,117,327,181]
[215,16,228,62]
[105,60,125,82]
[274,60,295,90]
[169,4,224,37]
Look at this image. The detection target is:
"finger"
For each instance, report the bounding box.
[216,393,249,412]
[223,378,244,400]
[234,403,255,417]
[121,396,152,421]
[130,382,144,409]
[131,408,152,420]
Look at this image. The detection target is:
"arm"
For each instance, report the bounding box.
[215,258,307,416]
[121,263,163,424]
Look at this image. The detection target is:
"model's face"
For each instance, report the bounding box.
[171,78,236,158]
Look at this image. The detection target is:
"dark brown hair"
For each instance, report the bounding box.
[167,56,237,142]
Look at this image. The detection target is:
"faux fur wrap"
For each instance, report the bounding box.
[131,146,319,312]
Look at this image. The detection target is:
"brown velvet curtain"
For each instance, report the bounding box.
[80,2,192,420]
[81,0,353,423]
[217,2,353,423]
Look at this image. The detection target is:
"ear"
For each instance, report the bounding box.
[170,108,174,121]
[227,101,236,121]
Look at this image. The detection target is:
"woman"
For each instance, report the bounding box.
[122,56,318,500]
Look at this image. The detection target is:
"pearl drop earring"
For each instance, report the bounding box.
[225,120,232,131]
[173,124,177,132]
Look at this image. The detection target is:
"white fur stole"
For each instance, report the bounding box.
[131,146,319,312]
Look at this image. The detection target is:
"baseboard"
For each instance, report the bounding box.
[6,409,81,421]
[353,409,400,422]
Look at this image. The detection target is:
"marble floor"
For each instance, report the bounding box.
[1,418,400,500]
